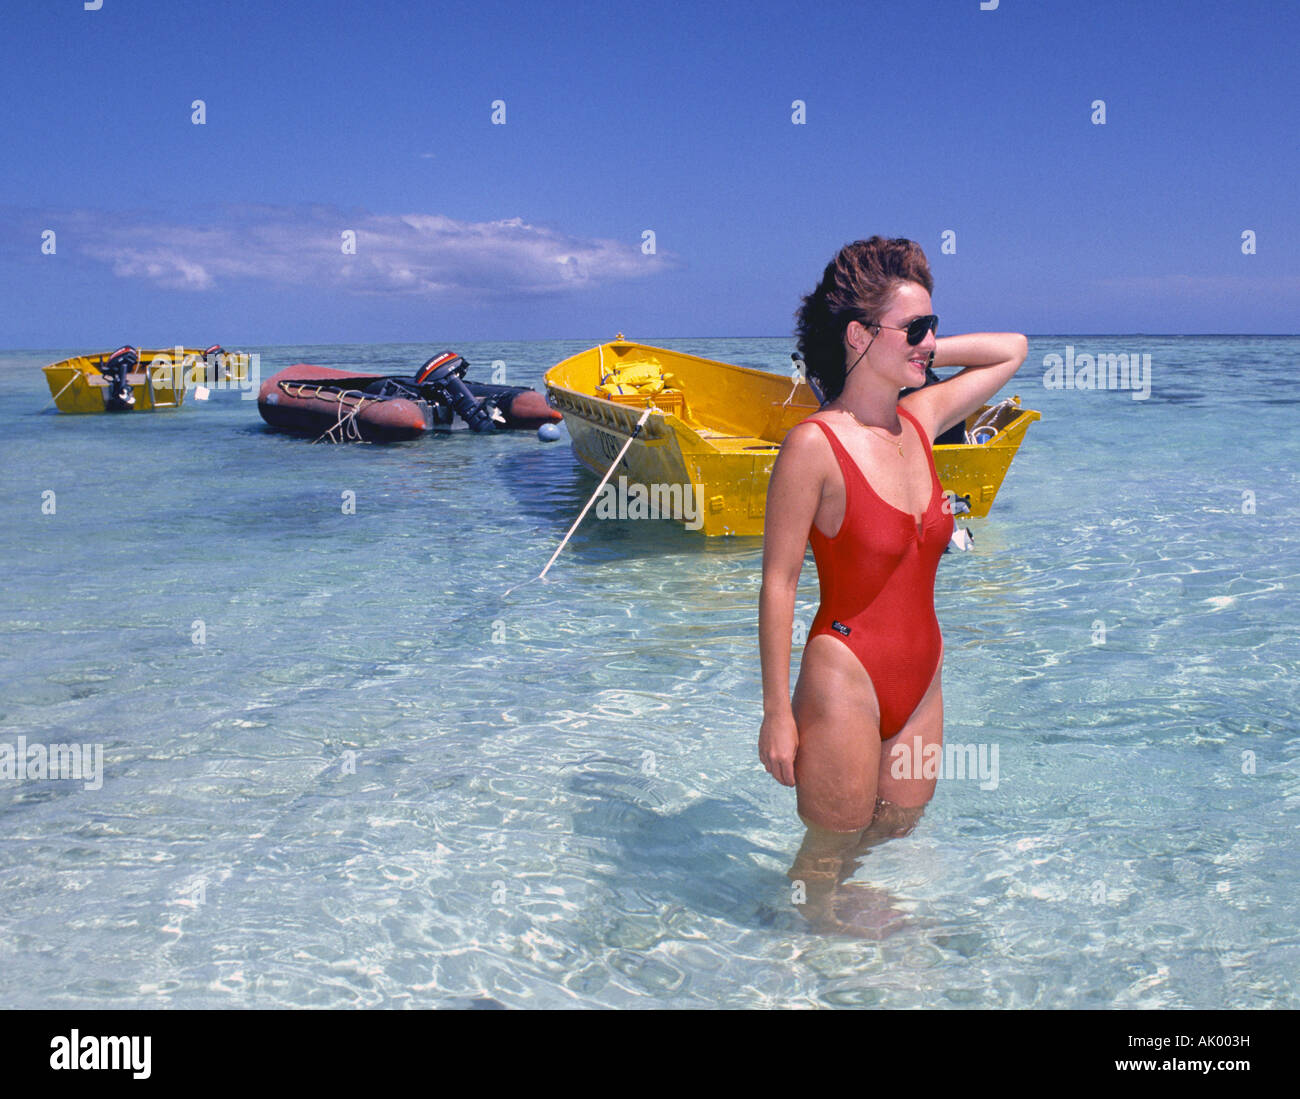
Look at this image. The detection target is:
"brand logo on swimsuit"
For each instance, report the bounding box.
[830,620,851,637]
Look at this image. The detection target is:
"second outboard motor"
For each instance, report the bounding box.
[203,344,226,383]
[101,346,138,411]
[413,351,494,432]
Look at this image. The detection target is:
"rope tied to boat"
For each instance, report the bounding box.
[324,396,365,444]
[288,381,373,443]
[503,404,655,597]
[783,354,807,409]
[41,370,84,412]
[966,398,1018,445]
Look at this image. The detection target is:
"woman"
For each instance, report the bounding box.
[759,237,1027,841]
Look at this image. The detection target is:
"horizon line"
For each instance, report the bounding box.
[4,332,1299,355]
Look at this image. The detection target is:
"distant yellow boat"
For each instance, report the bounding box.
[42,346,251,414]
[544,340,1041,536]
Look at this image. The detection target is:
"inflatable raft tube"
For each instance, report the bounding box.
[258,364,432,442]
[258,363,562,441]
[466,382,561,430]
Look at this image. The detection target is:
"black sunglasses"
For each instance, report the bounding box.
[865,314,939,345]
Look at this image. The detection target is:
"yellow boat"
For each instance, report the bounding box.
[42,346,251,414]
[544,339,1041,537]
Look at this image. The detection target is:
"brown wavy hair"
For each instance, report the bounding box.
[795,237,933,401]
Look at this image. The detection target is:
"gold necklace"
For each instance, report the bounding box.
[835,406,904,456]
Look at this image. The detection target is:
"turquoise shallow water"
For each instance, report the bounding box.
[0,336,1296,1008]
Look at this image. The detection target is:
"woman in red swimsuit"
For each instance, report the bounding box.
[759,237,1027,843]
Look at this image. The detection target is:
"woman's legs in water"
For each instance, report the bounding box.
[786,642,944,920]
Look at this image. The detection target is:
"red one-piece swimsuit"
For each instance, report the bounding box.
[804,406,953,739]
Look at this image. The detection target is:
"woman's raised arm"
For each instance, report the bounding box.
[905,332,1029,439]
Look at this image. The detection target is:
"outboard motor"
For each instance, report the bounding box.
[101,346,138,410]
[204,344,226,382]
[413,351,494,432]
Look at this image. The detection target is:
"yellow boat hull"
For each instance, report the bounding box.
[545,341,1040,536]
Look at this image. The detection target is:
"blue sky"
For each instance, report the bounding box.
[1,0,1295,346]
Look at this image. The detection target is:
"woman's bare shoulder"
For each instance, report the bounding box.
[777,417,835,461]
[771,419,837,500]
[782,414,835,445]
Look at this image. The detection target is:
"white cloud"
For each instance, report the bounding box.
[56,205,670,296]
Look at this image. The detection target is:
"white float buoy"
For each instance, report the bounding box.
[537,422,562,442]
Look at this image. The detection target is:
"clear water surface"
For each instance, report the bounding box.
[0,336,1295,1008]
